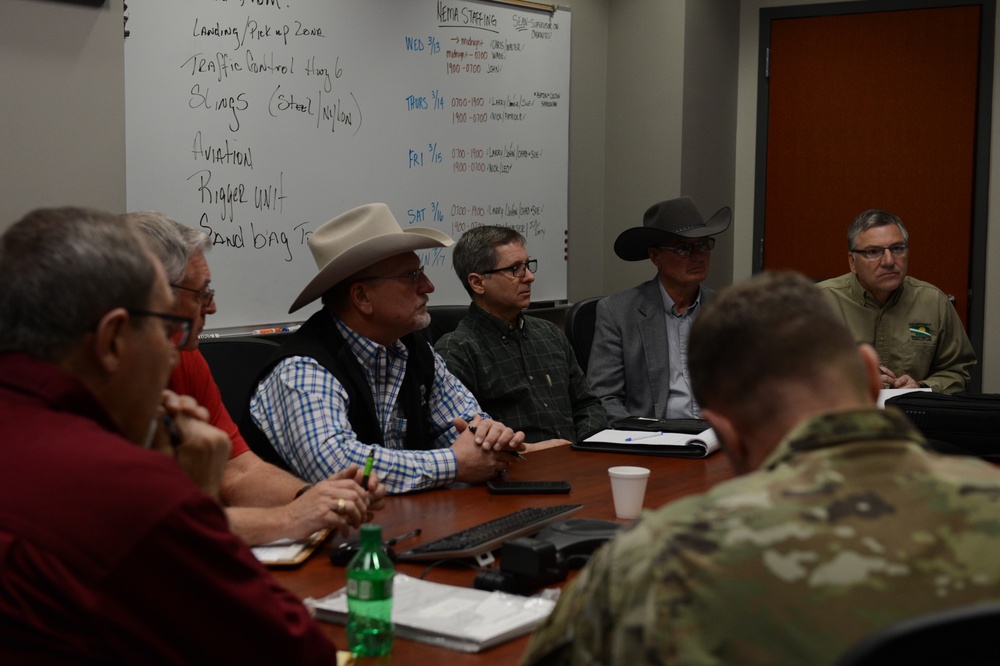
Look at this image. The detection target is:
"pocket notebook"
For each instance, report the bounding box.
[573,427,720,458]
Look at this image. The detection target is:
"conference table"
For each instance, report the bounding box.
[272,444,735,664]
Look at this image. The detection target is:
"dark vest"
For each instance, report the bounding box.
[241,310,438,471]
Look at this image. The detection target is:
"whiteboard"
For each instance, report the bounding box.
[125,0,571,331]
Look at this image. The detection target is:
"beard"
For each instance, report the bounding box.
[414,310,431,330]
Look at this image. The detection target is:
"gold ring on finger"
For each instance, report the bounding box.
[336,498,347,514]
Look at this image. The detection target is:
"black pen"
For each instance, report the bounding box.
[384,528,421,547]
[501,449,528,461]
[162,413,183,448]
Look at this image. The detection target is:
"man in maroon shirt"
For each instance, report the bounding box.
[0,207,340,664]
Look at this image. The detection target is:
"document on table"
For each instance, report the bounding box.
[877,387,931,408]
[251,530,328,567]
[308,573,556,653]
[573,427,720,458]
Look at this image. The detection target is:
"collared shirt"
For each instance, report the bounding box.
[523,407,1000,665]
[0,353,339,664]
[818,273,976,393]
[250,315,486,494]
[658,281,701,418]
[435,304,607,442]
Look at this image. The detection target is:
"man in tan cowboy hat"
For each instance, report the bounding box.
[245,203,527,494]
[588,196,731,423]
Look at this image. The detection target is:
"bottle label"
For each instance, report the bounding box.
[347,576,393,601]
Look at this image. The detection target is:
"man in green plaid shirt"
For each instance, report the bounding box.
[436,227,606,447]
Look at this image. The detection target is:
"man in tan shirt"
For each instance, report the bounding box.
[818,208,975,393]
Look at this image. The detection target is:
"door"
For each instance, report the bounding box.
[753,1,994,388]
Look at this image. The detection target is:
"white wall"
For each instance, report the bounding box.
[0,0,126,219]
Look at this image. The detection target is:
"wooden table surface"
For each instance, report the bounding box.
[272,444,735,664]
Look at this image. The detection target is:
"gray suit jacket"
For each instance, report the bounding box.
[587,277,715,422]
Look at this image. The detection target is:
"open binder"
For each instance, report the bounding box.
[573,427,720,459]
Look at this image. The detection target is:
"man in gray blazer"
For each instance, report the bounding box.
[588,197,731,422]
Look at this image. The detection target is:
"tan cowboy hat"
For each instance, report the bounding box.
[614,196,731,261]
[289,203,454,312]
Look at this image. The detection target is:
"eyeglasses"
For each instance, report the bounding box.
[127,309,193,349]
[357,266,426,285]
[655,237,716,257]
[480,258,538,278]
[171,283,216,307]
[850,243,909,261]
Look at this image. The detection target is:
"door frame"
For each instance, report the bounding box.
[752,0,995,392]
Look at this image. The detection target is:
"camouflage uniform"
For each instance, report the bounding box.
[521,408,1000,665]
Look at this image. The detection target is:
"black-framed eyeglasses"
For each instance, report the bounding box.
[357,266,426,285]
[480,258,538,278]
[171,283,216,307]
[849,243,909,261]
[127,309,193,349]
[655,237,716,257]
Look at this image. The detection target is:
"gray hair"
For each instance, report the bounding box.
[124,211,211,284]
[451,225,526,297]
[847,209,909,249]
[0,207,157,362]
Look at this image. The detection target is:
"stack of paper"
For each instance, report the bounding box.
[308,574,556,653]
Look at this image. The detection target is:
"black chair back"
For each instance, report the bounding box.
[835,600,1000,666]
[199,337,280,424]
[422,304,470,345]
[565,297,601,372]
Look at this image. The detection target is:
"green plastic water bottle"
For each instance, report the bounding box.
[346,524,394,656]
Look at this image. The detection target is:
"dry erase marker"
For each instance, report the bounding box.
[361,446,375,489]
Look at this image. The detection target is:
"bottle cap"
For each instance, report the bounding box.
[360,523,382,548]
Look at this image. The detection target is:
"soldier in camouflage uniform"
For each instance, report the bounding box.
[522,271,1000,666]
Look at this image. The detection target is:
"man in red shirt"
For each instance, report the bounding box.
[0,207,340,663]
[127,211,387,545]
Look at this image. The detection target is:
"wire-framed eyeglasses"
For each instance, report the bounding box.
[850,243,909,261]
[655,237,716,257]
[127,309,193,349]
[480,258,538,278]
[171,283,216,307]
[357,266,426,285]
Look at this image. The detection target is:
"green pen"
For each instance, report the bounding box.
[361,446,375,490]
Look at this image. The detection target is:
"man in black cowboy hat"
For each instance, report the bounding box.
[588,196,731,422]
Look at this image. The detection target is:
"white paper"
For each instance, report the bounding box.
[583,428,720,454]
[878,387,932,408]
[308,574,556,653]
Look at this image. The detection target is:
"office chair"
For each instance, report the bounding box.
[835,600,1000,666]
[199,337,280,424]
[564,297,601,373]
[422,304,470,345]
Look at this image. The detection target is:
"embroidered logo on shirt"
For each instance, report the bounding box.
[909,323,933,341]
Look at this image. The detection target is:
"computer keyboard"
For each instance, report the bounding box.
[395,504,583,563]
